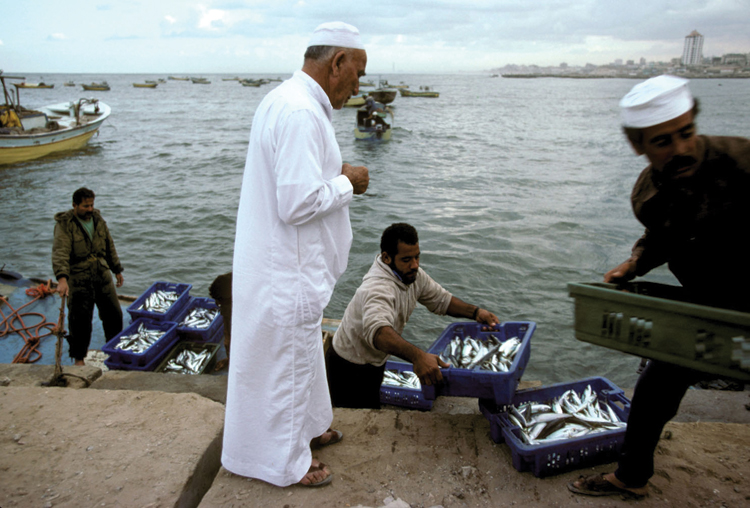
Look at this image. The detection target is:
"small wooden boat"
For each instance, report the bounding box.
[354,100,393,141]
[168,76,190,81]
[13,82,54,89]
[345,94,367,107]
[81,82,110,91]
[367,89,397,104]
[1,74,111,165]
[63,81,76,87]
[399,87,439,98]
[240,79,261,87]
[133,83,158,88]
[190,77,211,84]
[359,80,375,87]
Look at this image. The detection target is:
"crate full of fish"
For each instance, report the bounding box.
[568,281,750,382]
[155,341,220,375]
[175,297,224,342]
[101,318,179,369]
[380,360,434,411]
[424,321,535,405]
[478,376,630,478]
[127,281,193,322]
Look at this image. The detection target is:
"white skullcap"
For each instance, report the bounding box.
[619,75,694,128]
[308,21,364,50]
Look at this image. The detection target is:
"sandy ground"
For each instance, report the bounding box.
[0,365,749,508]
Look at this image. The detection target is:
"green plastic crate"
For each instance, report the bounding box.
[567,282,750,382]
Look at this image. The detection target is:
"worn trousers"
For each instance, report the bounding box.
[615,360,706,487]
[66,270,123,360]
[325,344,386,409]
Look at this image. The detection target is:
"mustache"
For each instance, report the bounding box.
[663,155,697,174]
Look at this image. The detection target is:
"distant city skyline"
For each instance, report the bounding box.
[2,2,749,74]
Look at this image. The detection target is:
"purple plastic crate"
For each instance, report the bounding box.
[175,297,224,342]
[423,321,535,405]
[101,318,179,369]
[127,281,192,322]
[380,360,434,411]
[478,376,631,478]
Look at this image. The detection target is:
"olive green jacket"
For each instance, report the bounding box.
[52,209,123,282]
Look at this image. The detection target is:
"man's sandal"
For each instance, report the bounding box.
[568,473,647,498]
[310,428,343,449]
[298,461,333,488]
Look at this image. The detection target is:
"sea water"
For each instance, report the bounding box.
[2,73,749,387]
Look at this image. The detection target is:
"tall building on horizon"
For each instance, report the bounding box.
[682,30,704,66]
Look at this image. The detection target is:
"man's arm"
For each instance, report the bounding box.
[52,221,72,297]
[373,326,448,386]
[445,296,499,327]
[604,229,668,283]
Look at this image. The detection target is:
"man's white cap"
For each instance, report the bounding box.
[619,75,694,128]
[308,21,364,50]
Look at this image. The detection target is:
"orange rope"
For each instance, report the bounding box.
[0,280,60,364]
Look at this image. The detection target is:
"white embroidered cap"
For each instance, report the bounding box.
[619,75,694,128]
[308,22,364,50]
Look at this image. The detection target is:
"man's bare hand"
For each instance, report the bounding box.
[413,352,449,386]
[57,278,69,298]
[342,163,369,195]
[604,259,637,283]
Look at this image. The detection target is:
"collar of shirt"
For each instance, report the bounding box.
[294,70,333,121]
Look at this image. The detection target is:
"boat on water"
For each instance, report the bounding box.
[239,79,262,87]
[367,80,398,105]
[359,80,375,87]
[355,100,393,141]
[399,87,439,98]
[13,82,54,89]
[1,74,111,165]
[81,82,110,91]
[168,76,190,81]
[190,77,211,84]
[63,81,75,87]
[345,93,367,107]
[133,82,158,88]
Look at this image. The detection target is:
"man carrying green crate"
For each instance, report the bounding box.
[569,76,750,499]
[326,222,500,409]
[52,187,124,366]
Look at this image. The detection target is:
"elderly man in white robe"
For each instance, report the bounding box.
[223,22,369,488]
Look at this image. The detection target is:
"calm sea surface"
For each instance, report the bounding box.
[2,73,749,387]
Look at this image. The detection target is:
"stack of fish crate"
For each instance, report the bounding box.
[382,320,632,477]
[104,281,192,371]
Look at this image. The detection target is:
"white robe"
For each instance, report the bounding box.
[223,70,354,486]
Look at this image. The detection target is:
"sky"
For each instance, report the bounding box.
[2,0,749,74]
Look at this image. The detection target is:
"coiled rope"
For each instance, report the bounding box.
[0,280,59,363]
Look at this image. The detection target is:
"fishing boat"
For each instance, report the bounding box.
[133,82,158,88]
[13,82,54,89]
[1,74,111,165]
[190,77,211,84]
[399,87,439,98]
[367,80,398,105]
[359,80,375,87]
[355,101,393,141]
[63,81,76,87]
[81,82,110,91]
[344,93,367,107]
[168,76,190,81]
[239,79,261,87]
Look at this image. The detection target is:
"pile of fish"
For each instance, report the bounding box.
[163,347,213,375]
[137,289,181,314]
[506,385,626,445]
[113,322,165,354]
[179,306,219,329]
[438,334,522,372]
[382,368,421,389]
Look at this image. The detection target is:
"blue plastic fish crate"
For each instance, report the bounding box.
[380,360,434,411]
[424,321,535,405]
[101,318,179,369]
[154,341,221,375]
[175,297,224,342]
[478,376,631,478]
[127,281,192,322]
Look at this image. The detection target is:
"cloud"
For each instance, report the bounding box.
[47,33,68,41]
[165,15,177,24]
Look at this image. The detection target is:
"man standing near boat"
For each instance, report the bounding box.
[569,75,750,499]
[223,22,369,488]
[52,187,124,366]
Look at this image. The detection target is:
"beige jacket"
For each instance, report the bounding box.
[332,255,452,366]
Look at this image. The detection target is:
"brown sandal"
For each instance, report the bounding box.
[568,473,646,498]
[298,461,333,487]
[310,428,343,449]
